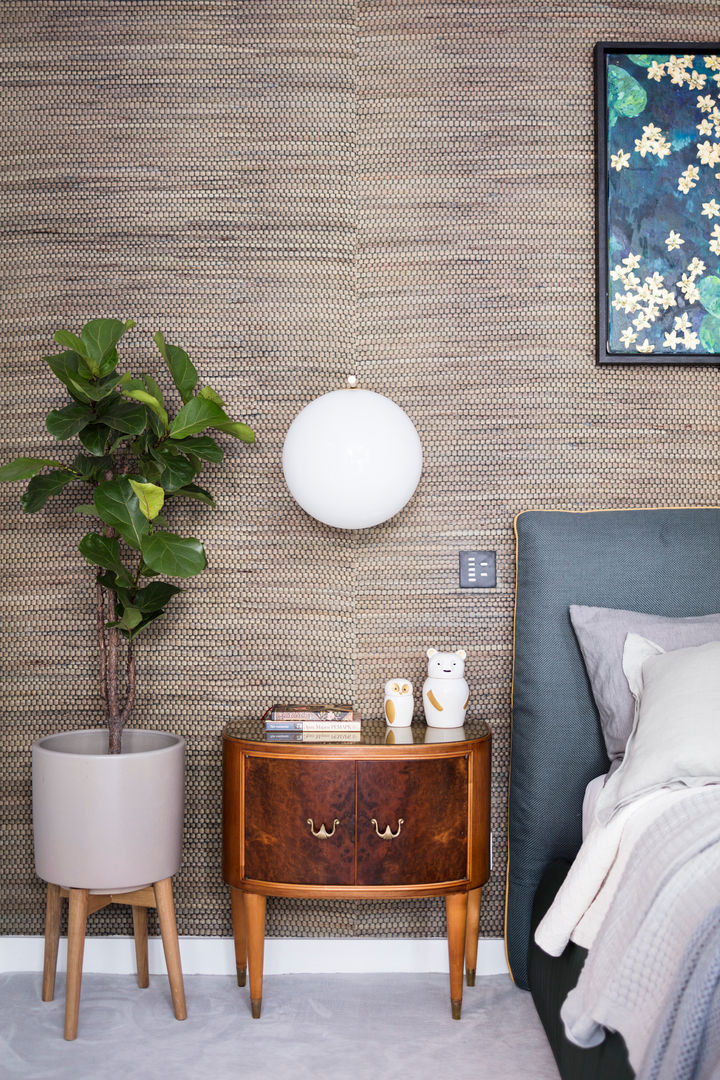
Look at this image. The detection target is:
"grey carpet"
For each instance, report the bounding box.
[0,972,559,1079]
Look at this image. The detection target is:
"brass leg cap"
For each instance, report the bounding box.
[237,966,247,988]
[466,969,476,987]
[451,1000,462,1021]
[251,997,262,1019]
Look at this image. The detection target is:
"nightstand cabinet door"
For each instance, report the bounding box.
[356,756,469,886]
[244,757,355,886]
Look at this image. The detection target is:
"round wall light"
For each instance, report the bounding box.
[282,377,423,530]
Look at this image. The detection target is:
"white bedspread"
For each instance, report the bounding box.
[535,785,701,955]
[535,785,720,1072]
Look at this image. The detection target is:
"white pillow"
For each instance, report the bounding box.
[595,635,720,824]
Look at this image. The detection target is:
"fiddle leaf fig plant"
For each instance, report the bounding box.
[0,318,254,753]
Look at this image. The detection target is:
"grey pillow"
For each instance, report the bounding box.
[569,605,720,762]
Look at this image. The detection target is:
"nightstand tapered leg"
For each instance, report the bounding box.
[446,892,468,1020]
[244,892,266,1018]
[230,887,248,987]
[464,887,482,986]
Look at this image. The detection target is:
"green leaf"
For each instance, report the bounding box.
[44,352,92,402]
[169,397,226,439]
[71,453,111,482]
[212,418,255,444]
[128,479,164,521]
[73,504,98,516]
[46,403,93,441]
[140,532,207,578]
[134,581,182,613]
[148,442,194,490]
[80,318,127,375]
[109,433,135,457]
[160,455,195,492]
[98,347,119,378]
[94,477,149,550]
[133,453,163,483]
[118,606,143,630]
[142,374,164,406]
[154,332,197,404]
[78,533,135,588]
[0,457,64,482]
[78,423,110,457]
[125,610,163,641]
[118,374,145,391]
[182,435,224,463]
[123,389,169,430]
[54,329,88,358]
[96,570,119,591]
[21,470,75,512]
[71,373,124,403]
[97,395,148,435]
[168,482,216,508]
[198,385,225,407]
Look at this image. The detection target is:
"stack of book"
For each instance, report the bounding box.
[262,704,361,742]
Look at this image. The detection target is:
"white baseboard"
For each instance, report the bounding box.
[0,935,508,977]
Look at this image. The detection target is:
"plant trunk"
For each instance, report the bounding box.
[97,580,137,755]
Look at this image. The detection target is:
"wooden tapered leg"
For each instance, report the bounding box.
[464,887,482,987]
[230,887,248,987]
[446,892,468,1020]
[153,877,187,1021]
[64,888,88,1041]
[42,883,62,1003]
[244,892,266,1019]
[132,905,149,989]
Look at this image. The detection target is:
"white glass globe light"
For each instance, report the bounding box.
[282,383,423,529]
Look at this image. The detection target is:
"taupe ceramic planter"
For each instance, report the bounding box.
[32,729,185,892]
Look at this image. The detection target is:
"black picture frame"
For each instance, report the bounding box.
[596,42,720,365]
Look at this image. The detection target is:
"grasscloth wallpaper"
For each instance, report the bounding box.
[1,0,718,940]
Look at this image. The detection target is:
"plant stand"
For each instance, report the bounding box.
[42,877,187,1041]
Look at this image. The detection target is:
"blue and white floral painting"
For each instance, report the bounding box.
[605,50,720,357]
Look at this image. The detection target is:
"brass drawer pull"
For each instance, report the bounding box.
[371,817,404,840]
[307,818,340,840]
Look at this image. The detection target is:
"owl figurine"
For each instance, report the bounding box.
[383,679,414,727]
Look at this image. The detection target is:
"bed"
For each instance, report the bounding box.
[505,507,720,1080]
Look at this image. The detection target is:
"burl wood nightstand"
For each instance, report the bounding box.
[222,718,491,1020]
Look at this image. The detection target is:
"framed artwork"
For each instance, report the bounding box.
[596,42,720,365]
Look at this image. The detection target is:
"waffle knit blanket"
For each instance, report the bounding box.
[556,786,720,1072]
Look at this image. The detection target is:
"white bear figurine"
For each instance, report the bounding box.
[422,649,469,729]
[383,679,414,727]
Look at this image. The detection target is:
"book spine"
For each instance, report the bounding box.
[299,731,361,742]
[264,719,362,732]
[269,707,358,723]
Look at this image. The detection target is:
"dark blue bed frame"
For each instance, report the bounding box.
[505,508,720,1077]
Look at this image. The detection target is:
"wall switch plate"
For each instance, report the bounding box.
[459,550,496,588]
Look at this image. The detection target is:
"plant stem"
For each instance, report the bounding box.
[106,591,121,753]
[119,646,136,730]
[96,580,108,723]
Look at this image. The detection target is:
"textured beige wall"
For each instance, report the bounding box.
[1,0,718,939]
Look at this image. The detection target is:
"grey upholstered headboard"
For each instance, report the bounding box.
[505,507,720,990]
